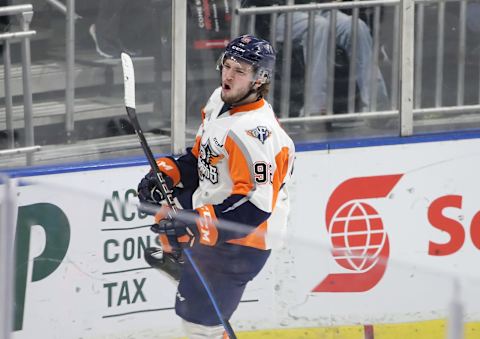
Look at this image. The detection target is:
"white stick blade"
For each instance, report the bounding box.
[121,52,136,109]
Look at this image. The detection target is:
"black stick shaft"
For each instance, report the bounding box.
[125,107,178,215]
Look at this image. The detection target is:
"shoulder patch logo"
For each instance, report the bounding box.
[246,126,272,144]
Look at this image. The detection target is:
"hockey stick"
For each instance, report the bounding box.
[121,52,178,217]
[121,53,237,339]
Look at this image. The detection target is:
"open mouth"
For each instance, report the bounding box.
[223,84,231,91]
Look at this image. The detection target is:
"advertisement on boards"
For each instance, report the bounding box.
[284,139,480,325]
[4,137,480,338]
[7,165,271,339]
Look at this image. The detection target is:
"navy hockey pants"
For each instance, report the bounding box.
[175,243,271,326]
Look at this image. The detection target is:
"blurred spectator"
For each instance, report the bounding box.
[278,1,389,115]
[247,0,389,115]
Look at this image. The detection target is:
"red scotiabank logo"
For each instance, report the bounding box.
[313,174,403,293]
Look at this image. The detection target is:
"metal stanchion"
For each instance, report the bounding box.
[447,279,464,339]
[0,175,16,339]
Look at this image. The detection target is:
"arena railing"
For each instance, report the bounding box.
[230,0,480,137]
[0,4,40,165]
[62,0,187,155]
[4,1,480,167]
[52,0,79,144]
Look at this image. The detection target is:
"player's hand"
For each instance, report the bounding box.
[137,171,174,206]
[151,208,197,254]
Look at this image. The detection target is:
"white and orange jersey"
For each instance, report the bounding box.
[187,87,295,250]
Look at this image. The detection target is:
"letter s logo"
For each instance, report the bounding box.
[313,174,403,293]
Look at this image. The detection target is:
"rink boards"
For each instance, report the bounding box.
[4,131,480,339]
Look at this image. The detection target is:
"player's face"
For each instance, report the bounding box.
[221,58,256,104]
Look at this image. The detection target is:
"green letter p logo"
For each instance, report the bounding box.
[14,203,70,331]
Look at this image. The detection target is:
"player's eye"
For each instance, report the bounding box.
[234,68,246,75]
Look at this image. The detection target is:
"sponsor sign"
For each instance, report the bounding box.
[4,138,480,337]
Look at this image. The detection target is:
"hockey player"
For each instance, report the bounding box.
[137,34,295,339]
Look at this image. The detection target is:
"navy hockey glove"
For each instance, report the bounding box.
[151,217,197,254]
[151,205,220,253]
[137,171,174,206]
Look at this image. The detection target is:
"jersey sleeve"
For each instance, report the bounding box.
[155,142,199,191]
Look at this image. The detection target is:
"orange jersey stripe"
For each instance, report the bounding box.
[224,135,254,196]
[271,147,291,209]
[227,221,267,249]
[155,157,181,186]
[195,205,219,246]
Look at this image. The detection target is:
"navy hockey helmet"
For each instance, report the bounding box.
[218,34,276,84]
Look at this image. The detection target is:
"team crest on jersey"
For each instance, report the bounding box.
[198,140,224,184]
[246,126,272,144]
